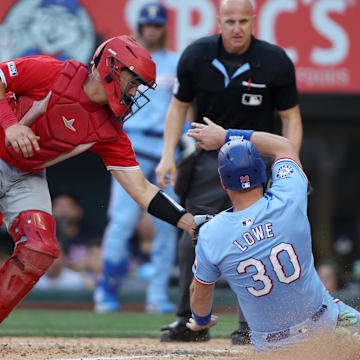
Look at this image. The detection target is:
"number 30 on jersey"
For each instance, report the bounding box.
[237,243,301,297]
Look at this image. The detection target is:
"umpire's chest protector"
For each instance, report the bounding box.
[6,60,123,171]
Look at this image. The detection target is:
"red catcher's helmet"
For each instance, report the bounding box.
[92,35,157,122]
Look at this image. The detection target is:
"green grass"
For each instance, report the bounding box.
[0,309,236,338]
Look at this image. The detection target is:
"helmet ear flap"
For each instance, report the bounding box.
[92,42,108,68]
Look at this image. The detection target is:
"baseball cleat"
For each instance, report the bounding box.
[160,320,210,342]
[231,328,251,345]
[93,287,121,314]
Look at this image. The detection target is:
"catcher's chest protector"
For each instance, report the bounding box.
[6,60,124,170]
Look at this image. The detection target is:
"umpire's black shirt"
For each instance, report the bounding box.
[174,34,299,132]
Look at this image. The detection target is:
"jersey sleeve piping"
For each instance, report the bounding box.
[106,165,140,171]
[194,275,216,286]
[0,69,7,87]
[273,158,308,182]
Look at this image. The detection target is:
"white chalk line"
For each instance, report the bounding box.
[49,356,185,360]
[49,348,250,360]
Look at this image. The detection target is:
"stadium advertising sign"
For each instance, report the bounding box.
[0,0,358,93]
[254,0,359,94]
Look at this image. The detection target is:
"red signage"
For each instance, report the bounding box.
[252,0,360,94]
[0,0,359,93]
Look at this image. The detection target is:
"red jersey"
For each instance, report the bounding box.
[0,56,138,172]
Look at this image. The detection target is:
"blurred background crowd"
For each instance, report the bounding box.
[0,0,359,308]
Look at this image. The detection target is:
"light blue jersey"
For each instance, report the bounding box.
[124,49,179,160]
[193,159,350,349]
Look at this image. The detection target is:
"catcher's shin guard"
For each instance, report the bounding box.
[0,210,60,323]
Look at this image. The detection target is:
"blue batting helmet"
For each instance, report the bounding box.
[218,139,267,190]
[138,2,167,28]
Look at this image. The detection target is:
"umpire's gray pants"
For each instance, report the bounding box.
[0,159,52,231]
[176,150,246,325]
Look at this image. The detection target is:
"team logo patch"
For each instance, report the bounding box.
[276,164,295,179]
[107,48,117,56]
[148,5,159,18]
[240,175,250,189]
[242,218,253,227]
[63,116,76,132]
[242,93,262,106]
[228,134,244,141]
[6,61,18,77]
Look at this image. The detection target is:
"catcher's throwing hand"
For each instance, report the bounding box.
[4,90,51,158]
[5,124,40,158]
[186,315,219,332]
[187,117,227,151]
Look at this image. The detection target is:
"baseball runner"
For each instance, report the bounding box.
[0,35,194,323]
[156,0,303,344]
[186,119,360,350]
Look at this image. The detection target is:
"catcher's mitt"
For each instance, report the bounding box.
[192,214,214,247]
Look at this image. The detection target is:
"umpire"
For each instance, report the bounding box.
[156,0,302,344]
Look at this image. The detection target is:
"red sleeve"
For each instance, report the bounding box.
[0,126,5,158]
[0,98,18,128]
[0,56,64,99]
[90,130,139,171]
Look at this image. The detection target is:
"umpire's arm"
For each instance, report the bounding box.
[279,104,303,155]
[156,97,191,188]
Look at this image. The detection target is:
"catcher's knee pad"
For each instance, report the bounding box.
[0,210,59,323]
[10,210,60,258]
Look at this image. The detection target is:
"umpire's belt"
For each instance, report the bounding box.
[265,305,328,343]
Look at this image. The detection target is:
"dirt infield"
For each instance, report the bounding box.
[0,337,251,360]
[1,336,360,360]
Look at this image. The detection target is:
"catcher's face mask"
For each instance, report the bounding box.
[105,58,155,122]
[94,35,157,122]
